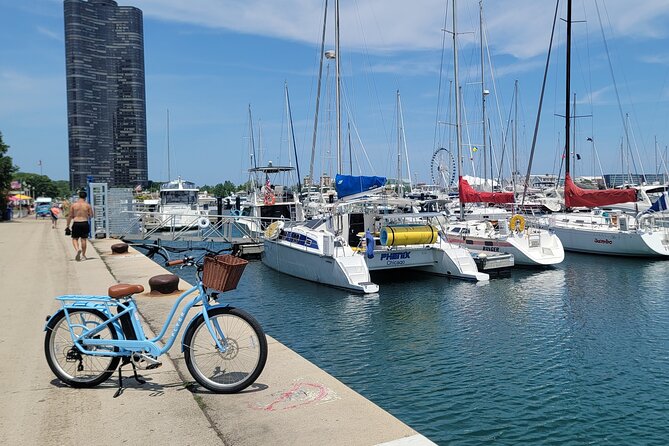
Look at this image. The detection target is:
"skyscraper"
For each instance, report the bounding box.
[64,0,148,189]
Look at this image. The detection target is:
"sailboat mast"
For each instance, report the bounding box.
[285,82,301,192]
[166,108,171,180]
[565,0,572,177]
[397,90,402,195]
[452,0,464,219]
[310,0,328,184]
[480,0,487,191]
[513,80,518,193]
[335,0,342,173]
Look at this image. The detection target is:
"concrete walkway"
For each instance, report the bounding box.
[0,217,436,445]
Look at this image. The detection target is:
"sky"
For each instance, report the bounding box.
[2,0,669,188]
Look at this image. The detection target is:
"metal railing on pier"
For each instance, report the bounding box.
[117,211,261,243]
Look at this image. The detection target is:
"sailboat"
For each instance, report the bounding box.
[546,0,669,257]
[262,0,492,292]
[262,0,379,293]
[443,0,564,267]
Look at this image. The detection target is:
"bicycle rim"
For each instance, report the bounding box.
[47,309,118,385]
[187,311,265,392]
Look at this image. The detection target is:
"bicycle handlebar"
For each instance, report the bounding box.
[165,256,195,267]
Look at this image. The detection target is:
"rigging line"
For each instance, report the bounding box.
[351,0,392,163]
[594,0,639,175]
[399,94,412,189]
[582,0,596,177]
[310,0,329,183]
[286,82,301,191]
[523,0,559,205]
[342,90,375,174]
[484,23,508,184]
[628,119,646,180]
[591,139,607,186]
[497,88,514,188]
[460,88,477,178]
[599,1,649,159]
[433,1,450,151]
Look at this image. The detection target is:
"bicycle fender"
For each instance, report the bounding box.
[44,309,65,331]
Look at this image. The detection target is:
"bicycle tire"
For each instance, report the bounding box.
[45,308,120,388]
[183,306,267,393]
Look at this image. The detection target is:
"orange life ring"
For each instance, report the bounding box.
[264,193,276,205]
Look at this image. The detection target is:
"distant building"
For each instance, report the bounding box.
[64,0,148,189]
[604,173,669,188]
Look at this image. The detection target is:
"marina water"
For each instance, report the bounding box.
[162,246,668,445]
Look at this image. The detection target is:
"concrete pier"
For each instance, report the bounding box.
[0,217,436,445]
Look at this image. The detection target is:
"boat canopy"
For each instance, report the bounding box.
[564,173,637,208]
[458,176,515,204]
[335,174,386,199]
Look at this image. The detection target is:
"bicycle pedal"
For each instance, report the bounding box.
[132,354,162,370]
[145,362,162,370]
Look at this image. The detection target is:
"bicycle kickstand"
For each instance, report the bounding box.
[113,359,146,398]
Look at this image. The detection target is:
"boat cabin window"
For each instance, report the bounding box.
[161,190,198,205]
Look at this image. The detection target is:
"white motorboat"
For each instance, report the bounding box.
[234,163,305,238]
[142,178,208,230]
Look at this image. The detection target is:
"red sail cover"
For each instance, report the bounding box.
[458,176,515,204]
[564,173,637,208]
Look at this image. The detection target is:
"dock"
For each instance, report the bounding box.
[0,217,435,445]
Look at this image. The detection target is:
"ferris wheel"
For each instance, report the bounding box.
[430,147,457,189]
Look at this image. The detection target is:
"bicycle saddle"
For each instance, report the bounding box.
[108,284,145,299]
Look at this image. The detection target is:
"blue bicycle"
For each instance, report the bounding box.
[44,254,268,396]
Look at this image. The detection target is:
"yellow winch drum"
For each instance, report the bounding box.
[380,225,439,246]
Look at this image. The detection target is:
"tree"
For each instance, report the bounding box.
[14,172,60,198]
[0,132,17,220]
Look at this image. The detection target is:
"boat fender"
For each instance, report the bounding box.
[509,214,525,232]
[198,216,210,229]
[264,220,284,240]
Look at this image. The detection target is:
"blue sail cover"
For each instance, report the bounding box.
[335,174,386,199]
[647,192,669,213]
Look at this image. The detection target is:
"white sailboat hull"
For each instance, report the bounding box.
[550,224,669,257]
[262,238,379,294]
[446,220,565,266]
[365,241,488,281]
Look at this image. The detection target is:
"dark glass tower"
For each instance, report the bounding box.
[64,0,148,189]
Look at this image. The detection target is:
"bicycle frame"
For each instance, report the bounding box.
[46,281,230,358]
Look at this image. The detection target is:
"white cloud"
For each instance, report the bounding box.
[36,25,62,41]
[130,0,669,60]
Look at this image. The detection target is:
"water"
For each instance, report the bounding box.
[160,246,669,445]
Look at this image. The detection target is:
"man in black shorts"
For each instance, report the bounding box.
[66,190,94,261]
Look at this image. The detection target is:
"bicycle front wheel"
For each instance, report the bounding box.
[184,307,267,393]
[45,308,120,388]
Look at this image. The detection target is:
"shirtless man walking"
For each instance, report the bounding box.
[66,190,94,261]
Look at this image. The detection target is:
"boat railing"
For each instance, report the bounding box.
[117,210,260,242]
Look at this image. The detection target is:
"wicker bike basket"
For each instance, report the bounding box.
[202,254,248,292]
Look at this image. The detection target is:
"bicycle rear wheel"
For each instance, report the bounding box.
[45,308,120,388]
[184,307,267,393]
